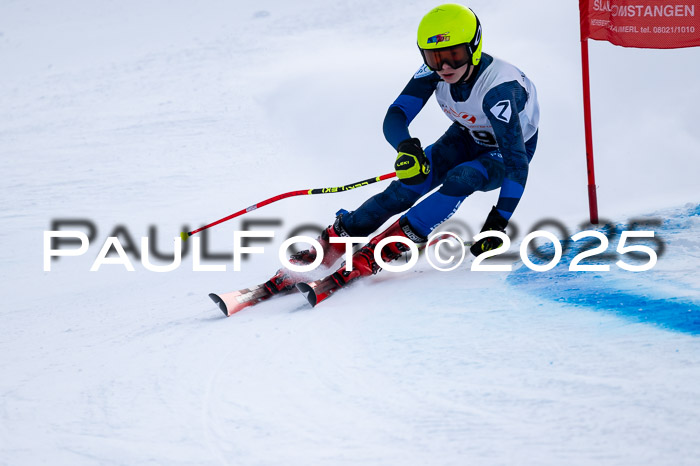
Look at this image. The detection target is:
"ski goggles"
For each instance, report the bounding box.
[419,44,472,72]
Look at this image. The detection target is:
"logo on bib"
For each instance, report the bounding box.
[490,100,512,123]
[440,104,477,124]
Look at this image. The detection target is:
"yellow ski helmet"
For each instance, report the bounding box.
[417,4,483,71]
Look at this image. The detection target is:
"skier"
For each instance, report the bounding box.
[265,3,540,294]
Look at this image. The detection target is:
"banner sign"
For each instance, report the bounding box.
[580,1,700,48]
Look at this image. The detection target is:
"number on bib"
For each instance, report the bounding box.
[470,130,497,146]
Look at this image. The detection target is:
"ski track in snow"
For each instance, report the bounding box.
[2,1,700,465]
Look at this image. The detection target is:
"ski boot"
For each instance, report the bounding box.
[264,216,351,294]
[331,217,426,287]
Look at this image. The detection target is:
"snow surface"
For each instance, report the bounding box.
[2,0,700,464]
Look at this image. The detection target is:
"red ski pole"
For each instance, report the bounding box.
[181,172,397,241]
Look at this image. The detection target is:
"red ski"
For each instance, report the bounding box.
[295,277,341,307]
[211,234,469,315]
[209,285,295,317]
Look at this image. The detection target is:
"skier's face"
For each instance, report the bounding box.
[437,62,471,84]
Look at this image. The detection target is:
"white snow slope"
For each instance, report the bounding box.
[2,1,700,465]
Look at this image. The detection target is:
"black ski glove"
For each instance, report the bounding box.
[470,206,509,257]
[395,138,430,185]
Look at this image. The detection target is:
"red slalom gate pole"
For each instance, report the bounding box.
[580,38,599,224]
[181,172,397,241]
